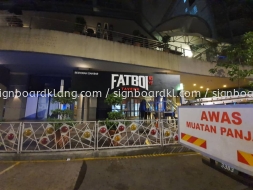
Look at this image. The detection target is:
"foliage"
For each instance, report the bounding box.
[47,118,73,131]
[132,30,143,44]
[107,111,124,120]
[51,109,74,120]
[104,119,119,130]
[52,91,77,105]
[75,17,86,33]
[47,91,76,127]
[209,32,253,87]
[104,94,124,130]
[104,93,123,107]
[162,35,171,43]
[244,32,253,64]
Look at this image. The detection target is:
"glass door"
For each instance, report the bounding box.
[127,98,141,118]
[36,96,50,119]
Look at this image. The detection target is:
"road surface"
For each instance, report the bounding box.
[0,153,251,190]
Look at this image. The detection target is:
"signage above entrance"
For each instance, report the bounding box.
[111,74,154,91]
[72,70,180,98]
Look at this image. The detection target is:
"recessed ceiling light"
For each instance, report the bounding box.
[193,84,196,86]
[206,88,209,90]
[223,85,227,87]
[200,86,203,88]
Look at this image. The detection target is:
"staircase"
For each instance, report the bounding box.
[166,99,178,111]
[188,96,253,105]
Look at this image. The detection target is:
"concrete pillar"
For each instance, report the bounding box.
[0,66,10,121]
[83,97,89,121]
[76,94,83,121]
[4,73,29,121]
[88,97,97,121]
[76,96,95,121]
[0,84,7,120]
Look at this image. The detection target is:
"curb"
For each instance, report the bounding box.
[0,145,194,162]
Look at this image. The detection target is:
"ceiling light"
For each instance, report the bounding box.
[200,86,203,89]
[206,88,209,90]
[193,84,196,86]
[223,85,227,87]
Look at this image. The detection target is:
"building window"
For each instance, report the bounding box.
[112,105,121,112]
[184,0,187,3]
[185,8,188,13]
[189,0,195,6]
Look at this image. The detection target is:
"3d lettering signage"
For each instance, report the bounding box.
[71,70,180,97]
[111,74,150,91]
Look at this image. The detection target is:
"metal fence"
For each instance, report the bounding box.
[0,119,179,153]
[97,120,162,149]
[160,119,178,146]
[0,122,22,153]
[20,121,96,152]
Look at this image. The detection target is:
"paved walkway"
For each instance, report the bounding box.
[0,153,251,190]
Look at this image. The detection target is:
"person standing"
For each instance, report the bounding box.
[124,106,128,118]
[139,99,146,120]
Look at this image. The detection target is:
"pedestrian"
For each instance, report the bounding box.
[139,99,146,120]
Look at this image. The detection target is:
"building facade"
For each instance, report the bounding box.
[0,0,252,121]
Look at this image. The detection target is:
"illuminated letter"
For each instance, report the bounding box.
[132,75,138,86]
[117,75,125,87]
[139,76,145,89]
[111,74,118,89]
[124,75,131,86]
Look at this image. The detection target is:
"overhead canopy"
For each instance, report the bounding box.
[155,15,212,39]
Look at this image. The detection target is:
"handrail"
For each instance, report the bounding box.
[0,119,180,153]
[0,14,215,62]
[167,100,178,110]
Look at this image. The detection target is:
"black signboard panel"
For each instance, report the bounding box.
[71,70,180,98]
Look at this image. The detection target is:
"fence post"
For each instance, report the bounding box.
[18,122,24,154]
[95,121,97,151]
[160,118,163,147]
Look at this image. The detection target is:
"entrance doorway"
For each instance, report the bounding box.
[124,98,140,118]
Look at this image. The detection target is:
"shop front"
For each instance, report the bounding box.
[71,70,181,121]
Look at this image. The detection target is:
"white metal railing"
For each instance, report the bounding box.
[20,121,96,152]
[97,120,162,149]
[0,122,22,153]
[0,14,214,62]
[160,119,178,146]
[0,119,179,153]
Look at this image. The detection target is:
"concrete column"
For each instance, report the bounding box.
[76,94,83,121]
[83,97,89,121]
[0,84,7,120]
[88,97,97,121]
[0,66,10,121]
[76,96,94,121]
[4,73,29,121]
